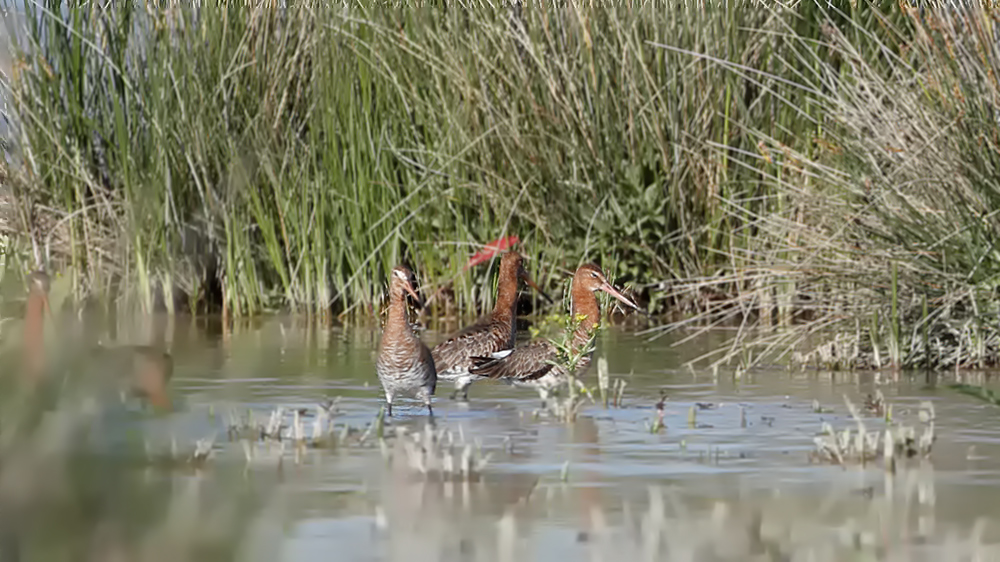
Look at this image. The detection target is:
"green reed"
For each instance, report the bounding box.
[2,1,825,319]
[17,0,993,373]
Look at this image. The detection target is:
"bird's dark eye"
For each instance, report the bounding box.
[590,272,599,278]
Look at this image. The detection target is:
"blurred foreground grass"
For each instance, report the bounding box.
[0,360,264,562]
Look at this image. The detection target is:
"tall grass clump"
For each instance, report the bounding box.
[2,1,834,320]
[662,3,1000,371]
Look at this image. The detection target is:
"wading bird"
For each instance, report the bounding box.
[376,265,437,416]
[432,251,552,400]
[470,264,640,404]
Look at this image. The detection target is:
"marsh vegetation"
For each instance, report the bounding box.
[3,2,998,371]
[4,1,1000,560]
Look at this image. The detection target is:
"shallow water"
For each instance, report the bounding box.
[106,316,1000,561]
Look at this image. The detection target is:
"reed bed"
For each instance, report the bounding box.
[1,1,852,322]
[4,0,999,371]
[652,3,1000,372]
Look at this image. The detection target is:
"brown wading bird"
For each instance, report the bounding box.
[21,270,174,411]
[431,251,552,401]
[470,264,640,404]
[376,265,437,417]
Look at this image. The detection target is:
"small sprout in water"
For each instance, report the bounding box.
[319,397,340,417]
[648,418,665,434]
[864,390,887,417]
[597,356,609,408]
[656,391,667,411]
[884,427,895,473]
[812,399,832,414]
[688,405,696,428]
[292,409,305,445]
[375,406,386,440]
[191,436,215,466]
[918,401,935,423]
[560,460,570,482]
[614,378,628,407]
[647,392,666,433]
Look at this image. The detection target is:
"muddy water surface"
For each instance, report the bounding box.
[128,317,1000,561]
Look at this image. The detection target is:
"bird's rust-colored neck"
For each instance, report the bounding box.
[570,282,601,348]
[384,284,413,340]
[492,258,520,322]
